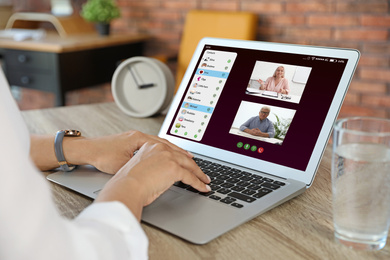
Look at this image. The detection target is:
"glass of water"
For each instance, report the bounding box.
[332,117,390,250]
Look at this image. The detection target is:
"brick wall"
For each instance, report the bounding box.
[10,0,390,118]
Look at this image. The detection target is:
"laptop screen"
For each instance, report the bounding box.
[160,39,358,182]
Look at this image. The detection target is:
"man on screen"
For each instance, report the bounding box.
[240,106,275,138]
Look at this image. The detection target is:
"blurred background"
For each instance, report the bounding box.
[1,0,389,119]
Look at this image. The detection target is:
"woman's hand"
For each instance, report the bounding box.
[78,131,193,174]
[95,141,211,221]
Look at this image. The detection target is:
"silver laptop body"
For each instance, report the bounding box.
[48,38,359,244]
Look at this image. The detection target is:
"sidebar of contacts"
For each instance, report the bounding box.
[171,50,237,141]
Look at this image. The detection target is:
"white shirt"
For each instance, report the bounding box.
[0,70,148,260]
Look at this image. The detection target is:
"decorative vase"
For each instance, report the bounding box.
[95,23,110,36]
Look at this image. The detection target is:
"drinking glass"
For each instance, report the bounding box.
[332,117,390,250]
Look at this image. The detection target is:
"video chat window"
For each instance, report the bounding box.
[229,101,296,146]
[246,61,312,104]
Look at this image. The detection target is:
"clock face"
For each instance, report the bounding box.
[112,57,174,117]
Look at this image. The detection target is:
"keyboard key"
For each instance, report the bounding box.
[229,172,243,178]
[247,184,262,190]
[220,197,236,204]
[211,179,224,185]
[218,175,230,180]
[210,184,220,191]
[231,203,244,208]
[209,195,221,200]
[242,189,256,195]
[207,171,220,177]
[274,181,286,186]
[228,192,256,203]
[221,182,234,189]
[253,190,272,199]
[217,188,231,194]
[231,185,245,192]
[236,181,250,187]
[240,176,253,181]
[262,177,274,182]
[262,182,281,190]
[252,179,264,185]
[259,188,273,194]
[225,177,240,184]
[219,170,230,175]
[199,191,215,196]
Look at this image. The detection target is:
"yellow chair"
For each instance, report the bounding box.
[175,10,258,92]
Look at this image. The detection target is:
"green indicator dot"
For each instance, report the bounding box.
[184,132,188,136]
[194,134,198,138]
[237,142,243,148]
[251,146,257,152]
[175,129,178,133]
[227,59,231,63]
[244,144,250,150]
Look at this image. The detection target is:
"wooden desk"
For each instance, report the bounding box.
[21,102,390,259]
[1,33,149,106]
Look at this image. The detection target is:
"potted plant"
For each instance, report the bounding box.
[81,0,121,35]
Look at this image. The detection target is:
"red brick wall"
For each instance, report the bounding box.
[10,0,390,118]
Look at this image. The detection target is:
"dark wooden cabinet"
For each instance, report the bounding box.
[2,37,147,106]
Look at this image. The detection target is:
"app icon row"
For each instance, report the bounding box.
[237,142,264,153]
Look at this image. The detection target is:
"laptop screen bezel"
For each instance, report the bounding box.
[159,37,360,187]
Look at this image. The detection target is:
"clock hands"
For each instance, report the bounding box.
[127,65,155,89]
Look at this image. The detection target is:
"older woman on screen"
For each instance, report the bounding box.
[258,66,290,94]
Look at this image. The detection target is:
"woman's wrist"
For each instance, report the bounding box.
[96,176,145,221]
[62,136,92,166]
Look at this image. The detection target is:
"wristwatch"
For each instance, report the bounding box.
[54,130,81,171]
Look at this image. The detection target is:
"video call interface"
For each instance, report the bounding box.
[167,44,348,171]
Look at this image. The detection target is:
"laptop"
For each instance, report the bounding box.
[48,37,360,244]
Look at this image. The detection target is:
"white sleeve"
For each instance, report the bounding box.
[0,69,148,260]
[73,202,149,260]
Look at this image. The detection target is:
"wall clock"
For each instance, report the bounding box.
[111,56,175,117]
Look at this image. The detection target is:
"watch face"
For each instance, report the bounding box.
[64,130,81,136]
[112,57,175,117]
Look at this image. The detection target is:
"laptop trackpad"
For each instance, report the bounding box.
[145,189,183,209]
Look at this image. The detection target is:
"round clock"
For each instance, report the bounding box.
[111,56,175,118]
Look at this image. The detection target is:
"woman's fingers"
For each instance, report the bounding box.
[136,142,211,191]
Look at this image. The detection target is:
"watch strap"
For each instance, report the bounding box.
[54,130,76,171]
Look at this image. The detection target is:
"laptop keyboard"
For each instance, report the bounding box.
[174,157,286,209]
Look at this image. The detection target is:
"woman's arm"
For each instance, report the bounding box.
[30,131,194,174]
[258,77,272,90]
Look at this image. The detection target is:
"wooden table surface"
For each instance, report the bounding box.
[21,102,390,259]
